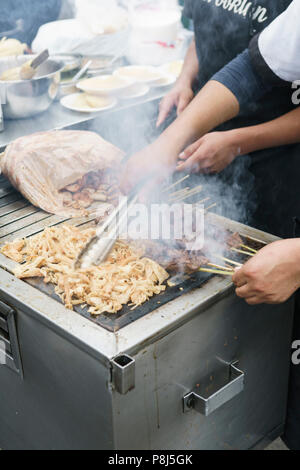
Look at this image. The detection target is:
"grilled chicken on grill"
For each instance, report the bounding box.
[1,225,169,315]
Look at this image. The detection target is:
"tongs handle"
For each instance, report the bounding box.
[75,176,150,269]
[85,194,138,267]
[31,49,49,69]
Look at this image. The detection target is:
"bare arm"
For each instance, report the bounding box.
[121,80,239,193]
[156,39,199,127]
[231,107,300,154]
[157,80,240,156]
[178,106,300,174]
[177,38,199,88]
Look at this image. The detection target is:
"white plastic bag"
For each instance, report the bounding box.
[32,0,129,57]
[75,0,128,35]
[1,130,125,217]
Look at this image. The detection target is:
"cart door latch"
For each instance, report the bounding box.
[0,300,23,377]
[183,362,244,416]
[111,354,135,395]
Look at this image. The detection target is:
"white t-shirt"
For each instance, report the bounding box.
[258,0,300,82]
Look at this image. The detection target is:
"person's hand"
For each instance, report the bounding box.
[119,142,177,199]
[232,239,300,305]
[156,81,194,127]
[176,131,241,174]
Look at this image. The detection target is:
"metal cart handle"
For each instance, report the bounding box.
[0,300,23,377]
[183,362,244,416]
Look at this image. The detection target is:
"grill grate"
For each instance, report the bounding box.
[0,175,96,246]
[0,174,214,332]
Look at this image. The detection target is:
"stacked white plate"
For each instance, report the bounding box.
[60,64,178,112]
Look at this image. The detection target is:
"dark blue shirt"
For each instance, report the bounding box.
[212,49,271,107]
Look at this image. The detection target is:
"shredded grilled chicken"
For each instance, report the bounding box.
[0,225,169,315]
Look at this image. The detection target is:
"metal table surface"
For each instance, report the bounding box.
[0,87,167,150]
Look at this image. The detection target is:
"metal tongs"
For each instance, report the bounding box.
[75,191,139,269]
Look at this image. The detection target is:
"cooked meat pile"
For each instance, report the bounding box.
[0,130,125,217]
[60,170,121,211]
[1,225,169,315]
[131,230,242,274]
[132,239,209,274]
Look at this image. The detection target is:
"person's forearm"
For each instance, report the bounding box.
[155,80,240,157]
[228,107,300,155]
[177,39,199,87]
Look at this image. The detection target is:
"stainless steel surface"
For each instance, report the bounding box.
[112,355,136,395]
[0,300,23,377]
[113,295,293,450]
[183,362,244,416]
[0,201,293,448]
[0,88,166,150]
[0,108,294,449]
[0,55,64,119]
[0,292,114,450]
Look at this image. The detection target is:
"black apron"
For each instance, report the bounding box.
[183,0,300,449]
[183,0,300,239]
[282,219,300,450]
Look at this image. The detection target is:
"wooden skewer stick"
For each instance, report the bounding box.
[240,244,257,254]
[162,175,190,193]
[199,268,234,276]
[205,203,217,213]
[214,255,242,267]
[172,186,203,202]
[183,185,203,196]
[168,189,191,201]
[169,187,190,198]
[196,197,210,205]
[230,247,255,257]
[207,263,234,272]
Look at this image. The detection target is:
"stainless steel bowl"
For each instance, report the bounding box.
[0,55,64,120]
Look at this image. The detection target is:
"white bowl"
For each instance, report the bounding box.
[150,74,176,88]
[77,74,135,96]
[119,83,150,100]
[60,93,117,113]
[159,60,184,78]
[114,65,164,86]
